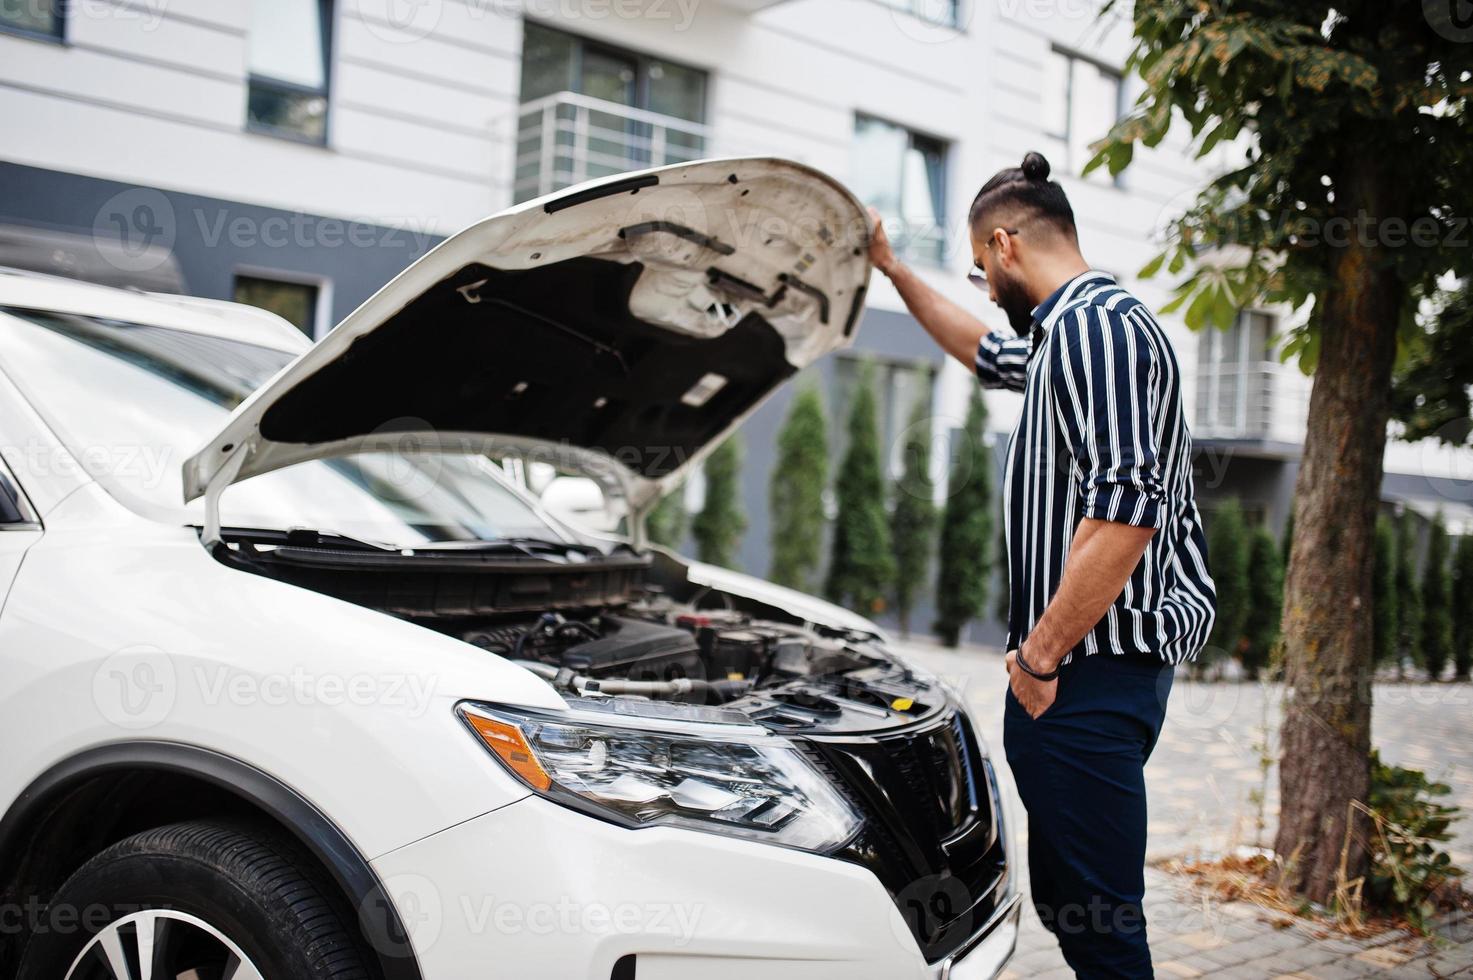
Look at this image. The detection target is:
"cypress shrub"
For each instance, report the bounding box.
[1452,535,1473,681]
[1396,511,1424,675]
[933,389,994,647]
[768,387,829,591]
[1373,515,1400,670]
[889,399,938,637]
[1241,524,1283,679]
[646,488,687,548]
[691,435,746,569]
[824,364,895,613]
[1205,499,1251,667]
[1421,513,1454,681]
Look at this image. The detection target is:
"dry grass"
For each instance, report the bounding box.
[1161,850,1471,940]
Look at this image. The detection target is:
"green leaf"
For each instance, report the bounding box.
[1139,251,1168,279]
[1199,121,1228,157]
[1081,147,1109,178]
[1209,281,1240,331]
[1107,140,1135,175]
[1185,282,1216,330]
[1159,281,1194,315]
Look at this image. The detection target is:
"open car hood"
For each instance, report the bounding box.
[183,158,871,533]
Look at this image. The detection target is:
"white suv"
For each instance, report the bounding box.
[0,159,1018,980]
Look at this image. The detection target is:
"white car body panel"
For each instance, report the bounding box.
[375,797,926,979]
[374,797,1020,980]
[0,483,568,860]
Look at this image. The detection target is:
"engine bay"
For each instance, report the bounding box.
[216,529,946,735]
[460,599,943,735]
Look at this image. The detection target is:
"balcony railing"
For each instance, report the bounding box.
[1194,360,1310,444]
[513,92,715,204]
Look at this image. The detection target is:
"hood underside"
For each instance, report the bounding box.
[183,158,871,513]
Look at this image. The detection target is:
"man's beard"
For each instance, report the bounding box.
[993,271,1035,336]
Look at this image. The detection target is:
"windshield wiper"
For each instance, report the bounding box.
[217,526,403,553]
[221,527,610,560]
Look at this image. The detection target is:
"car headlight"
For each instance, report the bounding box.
[458,701,861,852]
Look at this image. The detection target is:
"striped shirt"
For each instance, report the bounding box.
[976,271,1216,665]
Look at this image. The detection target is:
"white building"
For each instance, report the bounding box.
[3,0,1469,634]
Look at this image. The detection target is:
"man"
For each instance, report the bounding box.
[868,151,1216,978]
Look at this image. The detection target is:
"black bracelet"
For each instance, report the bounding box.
[1015,647,1060,682]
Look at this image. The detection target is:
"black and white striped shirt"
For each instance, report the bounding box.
[977,271,1216,665]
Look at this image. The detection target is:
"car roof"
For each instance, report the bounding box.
[0,267,313,354]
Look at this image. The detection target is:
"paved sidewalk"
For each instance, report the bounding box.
[898,640,1473,978]
[1003,867,1472,979]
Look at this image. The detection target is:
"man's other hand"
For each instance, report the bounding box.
[867,207,899,277]
[1006,649,1058,719]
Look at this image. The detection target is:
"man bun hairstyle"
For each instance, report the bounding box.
[1020,151,1050,181]
[969,150,1076,238]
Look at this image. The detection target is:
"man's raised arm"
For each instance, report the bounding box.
[867,210,1031,391]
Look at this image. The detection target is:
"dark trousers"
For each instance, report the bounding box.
[1003,652,1173,980]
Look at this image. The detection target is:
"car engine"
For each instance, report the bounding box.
[459,600,942,734]
[218,531,947,734]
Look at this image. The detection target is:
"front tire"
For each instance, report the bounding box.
[20,820,374,980]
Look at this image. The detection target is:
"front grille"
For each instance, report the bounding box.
[801,709,1008,963]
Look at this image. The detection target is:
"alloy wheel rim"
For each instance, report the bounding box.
[64,908,264,980]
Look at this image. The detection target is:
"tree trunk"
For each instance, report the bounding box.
[1273,162,1402,904]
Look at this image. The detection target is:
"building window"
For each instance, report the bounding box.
[234,274,321,337]
[247,0,332,144]
[0,0,63,39]
[1196,310,1275,437]
[851,115,949,265]
[514,23,708,202]
[1043,48,1124,184]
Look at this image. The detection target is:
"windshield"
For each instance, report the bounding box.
[0,307,567,546]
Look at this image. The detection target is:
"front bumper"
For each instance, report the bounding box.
[934,894,1022,980]
[371,795,1019,980]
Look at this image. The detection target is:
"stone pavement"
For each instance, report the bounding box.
[1001,867,1473,979]
[899,640,1473,978]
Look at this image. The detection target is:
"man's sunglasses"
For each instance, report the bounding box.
[967,227,1020,293]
